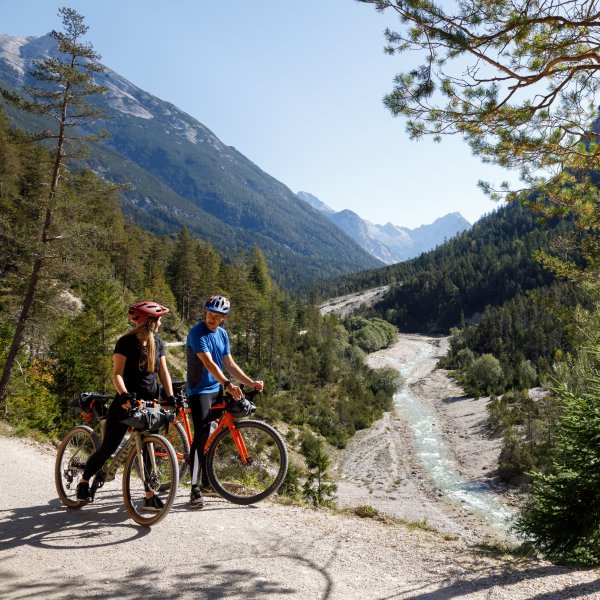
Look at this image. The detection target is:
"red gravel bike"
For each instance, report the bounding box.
[161,382,288,505]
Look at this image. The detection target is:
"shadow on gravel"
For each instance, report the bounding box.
[0,552,334,600]
[0,490,150,551]
[379,560,600,600]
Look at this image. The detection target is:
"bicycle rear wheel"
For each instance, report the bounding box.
[54,425,100,508]
[206,419,288,505]
[161,420,189,490]
[122,434,178,526]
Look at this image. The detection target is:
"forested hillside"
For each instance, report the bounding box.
[313,203,587,377]
[312,199,597,495]
[0,108,397,455]
[0,34,382,290]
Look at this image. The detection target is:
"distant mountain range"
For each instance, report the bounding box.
[0,33,381,289]
[297,192,471,264]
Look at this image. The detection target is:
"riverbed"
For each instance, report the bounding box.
[334,333,516,543]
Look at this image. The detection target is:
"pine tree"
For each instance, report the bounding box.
[516,361,600,565]
[0,8,108,404]
[167,227,202,323]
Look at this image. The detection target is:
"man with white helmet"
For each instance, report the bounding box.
[186,294,264,508]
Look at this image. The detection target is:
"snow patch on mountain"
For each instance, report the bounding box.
[299,192,472,264]
[0,34,28,76]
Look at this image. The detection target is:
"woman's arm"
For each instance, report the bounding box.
[158,355,174,397]
[113,353,133,408]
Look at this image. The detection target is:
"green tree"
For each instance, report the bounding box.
[360,0,600,279]
[300,430,337,507]
[516,361,600,565]
[52,281,125,408]
[466,353,504,396]
[0,7,107,404]
[167,227,202,323]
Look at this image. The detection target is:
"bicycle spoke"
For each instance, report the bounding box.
[161,421,189,490]
[55,426,99,508]
[207,420,288,505]
[122,434,178,526]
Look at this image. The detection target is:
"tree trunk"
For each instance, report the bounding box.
[0,257,43,406]
[0,115,64,407]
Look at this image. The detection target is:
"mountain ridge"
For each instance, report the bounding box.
[297,191,471,264]
[0,33,382,289]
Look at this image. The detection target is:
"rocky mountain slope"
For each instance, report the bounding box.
[298,190,471,264]
[0,33,381,289]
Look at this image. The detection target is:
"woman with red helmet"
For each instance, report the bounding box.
[76,301,175,512]
[185,294,264,508]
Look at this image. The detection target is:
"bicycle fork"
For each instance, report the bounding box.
[231,426,252,465]
[134,434,160,493]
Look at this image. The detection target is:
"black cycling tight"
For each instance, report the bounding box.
[188,391,221,487]
[83,400,129,480]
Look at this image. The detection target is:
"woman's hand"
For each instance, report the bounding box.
[118,392,133,410]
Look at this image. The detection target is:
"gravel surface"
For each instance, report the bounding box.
[2,335,600,598]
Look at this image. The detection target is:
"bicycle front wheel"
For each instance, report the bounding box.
[161,420,190,491]
[206,420,288,505]
[122,434,178,526]
[54,425,100,508]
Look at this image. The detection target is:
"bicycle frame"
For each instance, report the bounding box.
[204,402,251,463]
[90,419,158,496]
[168,398,251,464]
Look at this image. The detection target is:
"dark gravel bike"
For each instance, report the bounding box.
[54,393,179,526]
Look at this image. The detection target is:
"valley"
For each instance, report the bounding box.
[321,287,515,542]
[335,333,513,543]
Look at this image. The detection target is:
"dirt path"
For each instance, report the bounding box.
[319,285,390,317]
[2,333,600,598]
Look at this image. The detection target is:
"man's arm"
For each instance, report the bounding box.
[196,351,242,399]
[223,355,264,392]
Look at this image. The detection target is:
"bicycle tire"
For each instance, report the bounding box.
[54,425,100,508]
[122,433,178,526]
[206,419,288,505]
[161,420,190,490]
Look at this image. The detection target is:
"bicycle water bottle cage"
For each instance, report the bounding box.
[225,398,256,417]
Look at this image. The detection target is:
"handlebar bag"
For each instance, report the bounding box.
[120,407,173,433]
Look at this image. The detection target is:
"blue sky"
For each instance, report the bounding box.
[0,0,518,228]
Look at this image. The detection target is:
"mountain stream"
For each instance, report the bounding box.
[393,338,514,533]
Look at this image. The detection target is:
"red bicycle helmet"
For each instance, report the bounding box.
[128,301,170,325]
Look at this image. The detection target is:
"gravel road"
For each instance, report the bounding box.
[2,411,600,597]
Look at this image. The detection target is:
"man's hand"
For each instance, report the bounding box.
[227,383,243,401]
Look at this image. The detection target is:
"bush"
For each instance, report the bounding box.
[466,354,504,395]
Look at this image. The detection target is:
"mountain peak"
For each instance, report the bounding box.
[297,191,335,214]
[297,192,472,264]
[0,34,381,288]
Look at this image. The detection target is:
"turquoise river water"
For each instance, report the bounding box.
[394,339,515,533]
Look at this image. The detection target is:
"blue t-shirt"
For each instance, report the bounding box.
[186,321,231,395]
